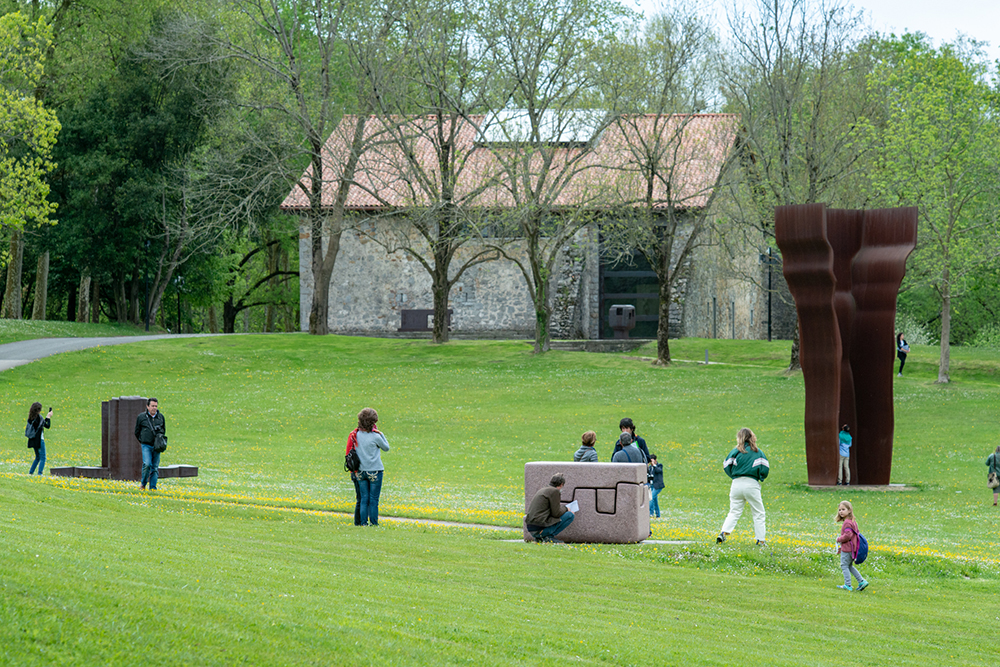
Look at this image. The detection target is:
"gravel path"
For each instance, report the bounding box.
[0,334,216,372]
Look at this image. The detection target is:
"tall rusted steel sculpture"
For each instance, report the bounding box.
[775,204,916,485]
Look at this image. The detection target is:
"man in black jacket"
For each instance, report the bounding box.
[134,397,166,490]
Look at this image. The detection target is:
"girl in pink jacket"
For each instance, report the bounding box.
[835,500,869,591]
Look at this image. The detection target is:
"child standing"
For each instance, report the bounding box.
[835,500,868,591]
[838,425,852,486]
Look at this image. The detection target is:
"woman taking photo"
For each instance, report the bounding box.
[26,402,52,475]
[717,427,770,546]
[355,408,390,527]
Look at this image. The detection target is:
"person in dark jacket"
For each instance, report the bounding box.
[717,427,770,546]
[525,473,574,543]
[896,332,909,377]
[612,417,650,461]
[134,397,166,490]
[648,455,664,518]
[26,402,52,475]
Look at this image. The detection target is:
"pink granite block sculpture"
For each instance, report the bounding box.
[523,462,650,544]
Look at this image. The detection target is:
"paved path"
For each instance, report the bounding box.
[0,334,216,372]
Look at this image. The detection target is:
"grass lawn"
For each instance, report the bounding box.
[1,332,997,665]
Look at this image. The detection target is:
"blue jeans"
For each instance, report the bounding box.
[650,486,661,517]
[29,442,46,475]
[141,444,161,489]
[538,511,574,540]
[357,470,383,526]
[351,473,363,525]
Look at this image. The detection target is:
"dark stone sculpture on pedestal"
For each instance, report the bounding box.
[775,205,917,485]
[50,396,198,481]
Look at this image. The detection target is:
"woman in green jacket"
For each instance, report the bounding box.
[986,445,1000,506]
[717,427,770,546]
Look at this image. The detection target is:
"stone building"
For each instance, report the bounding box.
[281,112,786,340]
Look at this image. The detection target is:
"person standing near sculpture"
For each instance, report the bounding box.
[573,431,599,462]
[648,455,664,518]
[612,432,644,463]
[134,397,165,490]
[986,445,1000,506]
[26,402,52,475]
[525,473,574,542]
[355,408,390,526]
[612,418,650,461]
[896,332,910,377]
[838,425,852,486]
[717,427,770,546]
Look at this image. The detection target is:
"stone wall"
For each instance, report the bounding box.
[299,219,600,338]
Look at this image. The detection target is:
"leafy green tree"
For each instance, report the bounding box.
[0,12,59,318]
[480,0,634,353]
[865,35,1000,382]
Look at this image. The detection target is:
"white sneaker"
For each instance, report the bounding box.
[897,373,902,377]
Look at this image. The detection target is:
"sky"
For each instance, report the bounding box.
[623,0,1000,63]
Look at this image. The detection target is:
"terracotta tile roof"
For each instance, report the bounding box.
[279,113,738,213]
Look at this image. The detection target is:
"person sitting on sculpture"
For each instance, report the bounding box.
[612,432,645,463]
[573,431,599,462]
[525,473,575,543]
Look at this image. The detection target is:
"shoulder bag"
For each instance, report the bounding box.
[146,413,168,453]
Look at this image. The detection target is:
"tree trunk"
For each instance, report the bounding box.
[31,251,49,320]
[655,279,672,365]
[77,273,92,323]
[91,281,100,324]
[2,229,24,319]
[431,259,450,344]
[533,277,551,353]
[130,268,141,324]
[787,321,801,372]
[222,298,238,334]
[937,278,951,383]
[208,304,219,333]
[309,229,342,336]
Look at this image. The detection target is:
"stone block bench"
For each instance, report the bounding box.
[523,461,650,544]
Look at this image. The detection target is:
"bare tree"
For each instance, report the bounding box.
[357,0,504,343]
[600,4,737,365]
[161,1,402,335]
[720,0,873,368]
[480,0,634,352]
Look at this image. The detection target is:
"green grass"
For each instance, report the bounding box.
[0,319,153,345]
[1,331,998,665]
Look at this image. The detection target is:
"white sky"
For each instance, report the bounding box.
[622,0,1000,63]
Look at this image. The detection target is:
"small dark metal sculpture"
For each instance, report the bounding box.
[775,205,917,485]
[50,396,197,481]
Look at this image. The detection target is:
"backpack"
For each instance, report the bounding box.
[853,530,869,565]
[25,418,39,440]
[344,443,361,473]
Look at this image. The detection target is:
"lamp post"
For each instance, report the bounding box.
[760,247,774,342]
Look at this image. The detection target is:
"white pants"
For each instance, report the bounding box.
[721,476,766,541]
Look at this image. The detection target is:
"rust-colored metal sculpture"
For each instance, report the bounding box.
[849,208,918,484]
[775,205,916,485]
[50,396,198,481]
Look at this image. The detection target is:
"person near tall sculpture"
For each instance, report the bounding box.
[986,445,1000,506]
[838,425,852,486]
[134,397,166,490]
[355,407,390,526]
[717,427,770,546]
[26,402,52,475]
[896,332,910,377]
[573,431,599,462]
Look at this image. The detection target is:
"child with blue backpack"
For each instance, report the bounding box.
[835,500,869,591]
